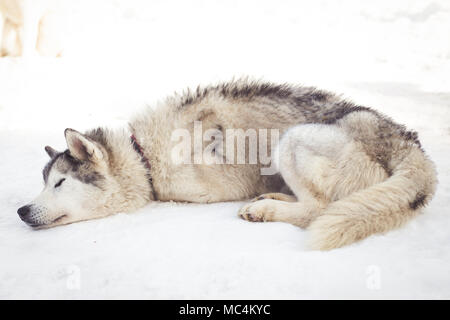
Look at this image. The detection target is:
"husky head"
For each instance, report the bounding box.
[17,128,123,228]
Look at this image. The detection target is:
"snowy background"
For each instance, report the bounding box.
[1,0,450,299]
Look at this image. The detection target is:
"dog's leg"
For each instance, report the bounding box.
[2,19,21,56]
[0,11,4,55]
[239,121,391,245]
[239,124,351,227]
[20,1,40,58]
[239,190,324,228]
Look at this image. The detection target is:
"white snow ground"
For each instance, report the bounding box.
[1,0,450,299]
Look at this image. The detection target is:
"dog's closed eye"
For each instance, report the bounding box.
[54,178,65,188]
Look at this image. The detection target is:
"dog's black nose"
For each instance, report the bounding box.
[17,205,31,218]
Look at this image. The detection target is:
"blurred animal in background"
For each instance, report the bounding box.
[0,0,66,57]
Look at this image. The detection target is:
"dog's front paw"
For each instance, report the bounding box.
[238,199,277,222]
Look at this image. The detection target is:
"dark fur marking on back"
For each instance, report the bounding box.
[178,80,297,108]
[175,79,424,176]
[176,79,422,144]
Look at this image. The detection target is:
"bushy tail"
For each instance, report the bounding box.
[308,147,437,250]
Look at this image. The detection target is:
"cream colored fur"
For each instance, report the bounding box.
[21,80,438,251]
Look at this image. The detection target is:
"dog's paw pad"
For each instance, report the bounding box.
[244,211,264,222]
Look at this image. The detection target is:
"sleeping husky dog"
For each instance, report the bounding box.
[17,79,437,250]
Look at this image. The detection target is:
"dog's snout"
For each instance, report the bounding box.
[17,205,31,218]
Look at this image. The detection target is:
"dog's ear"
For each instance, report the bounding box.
[44,146,58,158]
[64,128,103,162]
